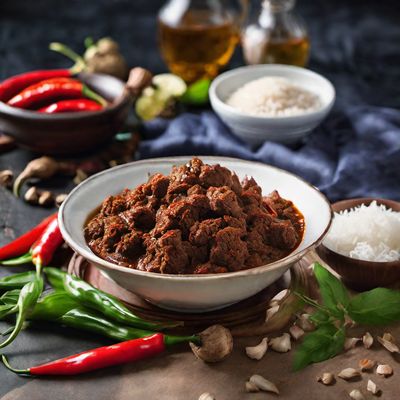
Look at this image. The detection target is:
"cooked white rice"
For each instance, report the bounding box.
[323,201,400,262]
[226,76,321,117]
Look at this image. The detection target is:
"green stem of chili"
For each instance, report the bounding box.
[49,42,86,75]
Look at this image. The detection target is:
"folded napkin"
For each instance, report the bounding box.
[138,107,400,201]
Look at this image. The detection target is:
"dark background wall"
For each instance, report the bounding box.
[1,0,400,108]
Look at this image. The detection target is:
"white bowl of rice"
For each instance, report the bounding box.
[209,64,335,145]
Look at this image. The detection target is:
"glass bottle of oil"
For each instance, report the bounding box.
[158,0,247,83]
[242,0,309,67]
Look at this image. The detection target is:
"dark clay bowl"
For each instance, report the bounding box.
[0,72,132,155]
[316,198,400,291]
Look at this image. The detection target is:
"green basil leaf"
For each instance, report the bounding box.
[309,309,331,326]
[293,323,345,371]
[313,263,349,317]
[180,79,211,105]
[348,288,400,325]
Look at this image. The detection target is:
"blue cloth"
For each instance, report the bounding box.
[139,107,400,202]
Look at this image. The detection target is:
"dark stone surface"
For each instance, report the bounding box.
[0,1,399,398]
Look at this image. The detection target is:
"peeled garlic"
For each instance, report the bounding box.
[349,389,365,400]
[338,368,361,380]
[289,325,304,341]
[382,332,396,342]
[296,314,315,332]
[245,338,268,360]
[359,359,376,371]
[266,305,280,322]
[376,364,393,377]
[317,372,335,385]
[198,393,215,400]
[363,332,374,349]
[344,337,361,351]
[377,335,400,353]
[269,333,291,353]
[269,289,288,305]
[245,381,260,393]
[367,379,380,395]
[249,374,279,395]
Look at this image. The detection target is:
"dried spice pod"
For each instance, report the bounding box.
[359,359,376,372]
[377,335,400,353]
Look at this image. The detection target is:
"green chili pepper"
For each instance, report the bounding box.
[0,277,43,349]
[44,267,181,331]
[0,271,36,290]
[1,289,21,305]
[0,304,15,319]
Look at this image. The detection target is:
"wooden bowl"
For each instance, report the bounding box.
[316,198,400,291]
[0,72,132,155]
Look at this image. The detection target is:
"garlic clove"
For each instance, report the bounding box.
[344,337,362,351]
[266,305,280,322]
[349,389,365,400]
[270,289,288,304]
[245,337,268,360]
[376,364,393,377]
[363,332,374,349]
[377,335,400,353]
[269,333,291,353]
[317,372,335,385]
[245,381,260,393]
[249,374,279,394]
[382,332,396,343]
[198,393,215,400]
[359,359,376,372]
[296,314,315,332]
[289,325,304,341]
[367,379,380,395]
[338,368,361,380]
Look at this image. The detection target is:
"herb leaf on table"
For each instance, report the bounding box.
[294,263,400,371]
[348,288,400,325]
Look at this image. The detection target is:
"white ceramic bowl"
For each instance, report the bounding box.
[209,65,335,145]
[59,156,332,312]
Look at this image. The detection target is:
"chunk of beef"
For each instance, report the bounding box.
[207,186,243,218]
[85,217,104,240]
[115,231,143,258]
[100,194,127,216]
[149,173,170,198]
[101,216,127,252]
[269,220,298,249]
[210,227,248,271]
[199,163,235,189]
[193,262,228,274]
[120,206,155,231]
[189,218,224,246]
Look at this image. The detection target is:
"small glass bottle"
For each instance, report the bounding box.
[158,0,246,83]
[242,0,309,67]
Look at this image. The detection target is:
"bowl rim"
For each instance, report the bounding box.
[0,72,131,120]
[319,197,400,266]
[209,64,336,122]
[59,155,333,281]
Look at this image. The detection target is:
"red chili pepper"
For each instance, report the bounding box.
[39,98,103,113]
[7,78,107,109]
[0,70,72,102]
[2,333,166,376]
[0,216,63,269]
[0,213,57,260]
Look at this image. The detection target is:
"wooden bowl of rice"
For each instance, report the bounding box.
[316,198,400,291]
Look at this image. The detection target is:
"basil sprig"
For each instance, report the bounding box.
[294,263,400,370]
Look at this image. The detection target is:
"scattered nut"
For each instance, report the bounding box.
[338,368,361,381]
[0,170,13,188]
[363,332,374,349]
[55,193,68,207]
[269,333,291,353]
[289,325,304,341]
[249,374,279,394]
[377,335,399,353]
[245,337,268,360]
[349,389,365,400]
[367,379,380,395]
[24,186,39,204]
[296,314,315,332]
[198,393,215,400]
[38,190,54,207]
[317,372,335,385]
[245,381,260,393]
[344,337,362,351]
[359,359,376,372]
[376,364,393,377]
